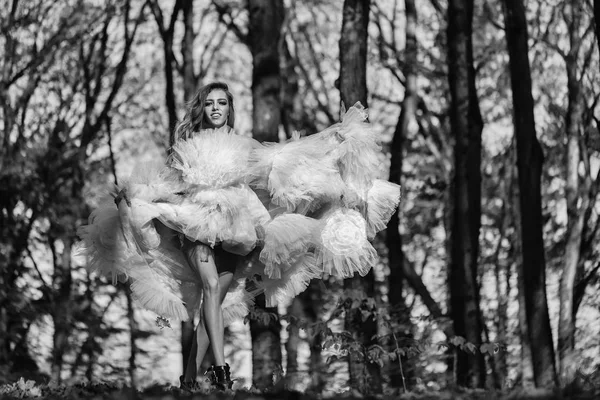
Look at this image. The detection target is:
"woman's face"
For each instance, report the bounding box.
[203,89,230,128]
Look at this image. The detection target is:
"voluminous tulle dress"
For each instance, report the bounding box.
[78,103,401,326]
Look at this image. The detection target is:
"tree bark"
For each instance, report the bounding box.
[494,253,509,388]
[511,160,534,387]
[338,0,381,394]
[558,1,586,387]
[250,293,283,390]
[595,0,600,70]
[284,284,325,391]
[446,0,486,388]
[280,36,318,137]
[248,0,284,142]
[51,236,73,383]
[181,0,196,94]
[502,0,558,387]
[305,286,326,392]
[339,0,369,110]
[285,298,302,387]
[344,273,381,394]
[493,164,512,388]
[247,0,284,389]
[386,0,417,389]
[148,0,182,147]
[179,0,197,374]
[126,287,138,390]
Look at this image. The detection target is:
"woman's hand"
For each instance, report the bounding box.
[194,242,211,263]
[181,238,212,263]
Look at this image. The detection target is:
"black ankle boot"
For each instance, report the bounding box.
[206,363,233,390]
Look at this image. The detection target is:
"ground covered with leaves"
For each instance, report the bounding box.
[1,379,599,400]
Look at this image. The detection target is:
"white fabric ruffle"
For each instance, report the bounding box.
[79,103,400,325]
[366,179,401,239]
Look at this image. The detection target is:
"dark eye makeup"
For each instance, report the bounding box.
[204,99,228,107]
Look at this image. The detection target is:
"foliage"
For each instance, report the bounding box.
[1,379,598,400]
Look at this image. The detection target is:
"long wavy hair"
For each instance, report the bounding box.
[173,82,236,142]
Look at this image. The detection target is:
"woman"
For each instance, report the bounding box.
[79,82,401,392]
[85,82,269,391]
[173,82,242,391]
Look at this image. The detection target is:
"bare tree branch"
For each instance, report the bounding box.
[80,0,147,151]
[27,246,51,290]
[212,0,248,45]
[578,21,597,84]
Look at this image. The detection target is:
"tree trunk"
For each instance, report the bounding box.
[126,287,138,389]
[248,0,284,143]
[339,0,381,394]
[148,0,181,147]
[0,233,30,369]
[595,0,600,69]
[386,0,417,389]
[250,293,283,390]
[494,251,509,388]
[493,166,512,388]
[443,160,455,383]
[247,0,284,389]
[558,1,586,387]
[502,0,558,387]
[345,273,381,394]
[446,0,486,388]
[339,0,369,111]
[51,236,73,383]
[179,0,197,374]
[284,284,324,391]
[511,162,535,387]
[163,24,178,148]
[285,297,302,387]
[305,286,326,393]
[181,0,196,94]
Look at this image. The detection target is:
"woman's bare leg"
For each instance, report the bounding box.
[183,273,234,380]
[196,272,234,372]
[182,242,235,381]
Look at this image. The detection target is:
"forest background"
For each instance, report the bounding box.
[1,0,600,398]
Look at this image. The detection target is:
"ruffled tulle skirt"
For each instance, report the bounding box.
[78,131,271,324]
[77,195,259,325]
[78,104,401,322]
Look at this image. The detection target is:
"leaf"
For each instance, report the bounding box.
[465,343,478,354]
[450,336,466,347]
[365,297,377,309]
[480,343,497,355]
[360,309,371,322]
[322,337,334,349]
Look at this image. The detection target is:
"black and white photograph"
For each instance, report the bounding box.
[1,0,600,399]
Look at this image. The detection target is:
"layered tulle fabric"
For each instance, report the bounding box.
[78,131,268,324]
[164,131,270,253]
[78,200,194,321]
[249,140,346,215]
[78,103,401,324]
[251,103,401,297]
[169,128,258,189]
[366,179,402,239]
[259,254,322,307]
